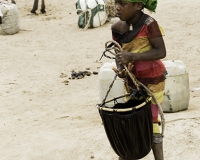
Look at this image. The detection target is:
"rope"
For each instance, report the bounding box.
[101,72,118,106]
[105,41,140,90]
[77,8,92,30]
[102,40,165,137]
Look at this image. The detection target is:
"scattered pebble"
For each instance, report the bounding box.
[59,73,68,78]
[62,80,69,85]
[93,71,98,75]
[60,69,98,86]
[90,155,94,159]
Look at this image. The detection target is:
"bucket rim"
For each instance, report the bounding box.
[97,96,152,112]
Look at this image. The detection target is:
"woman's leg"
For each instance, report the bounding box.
[150,87,165,160]
[11,0,16,4]
[152,142,164,160]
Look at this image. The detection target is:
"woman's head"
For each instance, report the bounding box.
[115,1,145,22]
[115,0,157,22]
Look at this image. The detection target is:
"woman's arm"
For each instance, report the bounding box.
[116,36,166,65]
[133,36,166,61]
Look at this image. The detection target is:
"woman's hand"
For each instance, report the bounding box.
[112,67,128,78]
[116,51,133,65]
[112,63,133,78]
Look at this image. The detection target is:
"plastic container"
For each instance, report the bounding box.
[99,60,190,112]
[162,60,190,113]
[98,62,125,107]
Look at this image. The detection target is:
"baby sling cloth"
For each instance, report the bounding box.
[97,41,165,159]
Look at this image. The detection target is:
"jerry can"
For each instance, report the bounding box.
[98,62,125,107]
[162,60,190,112]
[98,60,190,112]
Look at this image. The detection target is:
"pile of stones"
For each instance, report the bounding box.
[70,70,98,79]
[60,69,98,85]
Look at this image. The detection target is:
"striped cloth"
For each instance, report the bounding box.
[112,14,167,134]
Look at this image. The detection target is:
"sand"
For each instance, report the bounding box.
[1,0,200,159]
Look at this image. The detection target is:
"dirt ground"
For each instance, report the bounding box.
[1,0,200,160]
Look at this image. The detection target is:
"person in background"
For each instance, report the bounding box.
[0,12,2,24]
[30,0,46,14]
[11,0,16,4]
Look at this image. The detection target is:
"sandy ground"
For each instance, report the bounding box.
[1,0,200,160]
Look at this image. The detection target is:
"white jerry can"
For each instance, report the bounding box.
[162,60,190,113]
[98,60,190,112]
[98,62,125,107]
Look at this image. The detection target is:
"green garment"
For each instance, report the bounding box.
[125,0,157,12]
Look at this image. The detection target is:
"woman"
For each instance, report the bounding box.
[111,0,167,159]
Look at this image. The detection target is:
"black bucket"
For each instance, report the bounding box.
[98,96,153,159]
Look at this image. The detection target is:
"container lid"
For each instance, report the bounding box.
[162,60,188,76]
[99,62,118,80]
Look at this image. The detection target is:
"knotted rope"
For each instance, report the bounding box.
[77,8,93,30]
[102,40,165,137]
